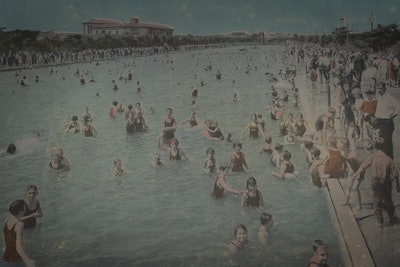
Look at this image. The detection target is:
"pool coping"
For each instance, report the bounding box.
[325,179,375,267]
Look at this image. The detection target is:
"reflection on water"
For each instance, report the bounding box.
[0,45,344,266]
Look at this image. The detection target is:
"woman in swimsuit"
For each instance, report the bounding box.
[227,224,249,255]
[21,185,42,228]
[204,120,224,141]
[241,177,264,208]
[49,148,71,171]
[167,138,188,161]
[230,143,249,172]
[259,135,273,154]
[211,165,242,199]
[65,115,80,134]
[203,148,217,174]
[158,107,177,150]
[3,199,36,267]
[272,150,299,179]
[241,114,265,139]
[83,122,97,138]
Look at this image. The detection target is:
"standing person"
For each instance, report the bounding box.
[307,240,329,267]
[49,148,71,171]
[241,177,265,208]
[230,143,249,172]
[374,82,400,158]
[241,114,265,139]
[21,185,42,228]
[157,107,177,150]
[352,138,400,225]
[109,101,118,119]
[315,108,336,146]
[81,106,93,126]
[82,122,97,138]
[226,224,249,255]
[202,148,217,174]
[65,115,80,134]
[271,150,299,179]
[3,199,36,267]
[167,138,189,161]
[211,165,242,199]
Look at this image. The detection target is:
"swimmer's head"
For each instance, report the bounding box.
[206,148,215,155]
[274,143,283,152]
[9,199,26,216]
[233,142,242,149]
[260,212,273,226]
[72,115,78,121]
[7,143,16,154]
[282,150,292,161]
[112,101,118,106]
[246,176,257,189]
[170,138,179,146]
[128,104,133,110]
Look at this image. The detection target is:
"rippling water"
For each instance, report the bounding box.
[0,45,344,266]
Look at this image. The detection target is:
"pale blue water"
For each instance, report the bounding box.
[0,45,344,266]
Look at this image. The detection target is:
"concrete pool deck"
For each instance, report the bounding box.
[295,68,400,267]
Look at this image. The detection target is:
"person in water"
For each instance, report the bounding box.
[1,143,17,157]
[65,115,80,134]
[202,147,217,174]
[211,165,243,199]
[167,138,189,161]
[307,240,329,267]
[258,212,274,246]
[21,185,42,228]
[241,113,265,139]
[204,120,224,141]
[271,150,299,179]
[241,177,265,208]
[3,199,36,267]
[158,107,177,150]
[82,122,97,138]
[226,224,249,255]
[152,152,165,167]
[180,111,200,128]
[113,158,126,176]
[230,143,249,172]
[49,148,71,171]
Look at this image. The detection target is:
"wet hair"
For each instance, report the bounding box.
[27,185,38,191]
[233,142,242,149]
[112,101,118,106]
[219,165,229,172]
[246,176,257,189]
[9,199,26,216]
[170,138,179,145]
[7,143,16,154]
[128,104,133,109]
[304,141,314,150]
[282,150,292,161]
[166,107,173,113]
[312,148,321,159]
[274,143,283,152]
[313,240,327,252]
[260,212,273,225]
[72,115,78,121]
[234,224,248,237]
[265,135,272,144]
[206,148,215,155]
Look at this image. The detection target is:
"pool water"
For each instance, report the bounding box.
[0,45,344,266]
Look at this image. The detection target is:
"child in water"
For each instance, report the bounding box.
[152,153,165,167]
[114,158,126,176]
[203,148,217,174]
[258,212,274,245]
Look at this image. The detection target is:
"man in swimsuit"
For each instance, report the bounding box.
[230,143,248,172]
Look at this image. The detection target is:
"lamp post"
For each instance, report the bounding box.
[369,14,375,31]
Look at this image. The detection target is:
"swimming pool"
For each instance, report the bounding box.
[0,45,344,266]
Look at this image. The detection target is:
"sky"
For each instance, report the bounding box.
[0,0,399,35]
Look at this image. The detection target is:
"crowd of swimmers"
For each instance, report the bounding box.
[5,41,400,266]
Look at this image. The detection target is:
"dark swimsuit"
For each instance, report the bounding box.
[245,190,261,207]
[249,124,259,138]
[169,149,181,161]
[3,220,21,262]
[211,177,224,198]
[24,204,40,228]
[163,118,176,140]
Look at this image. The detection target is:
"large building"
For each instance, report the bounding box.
[82,17,174,37]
